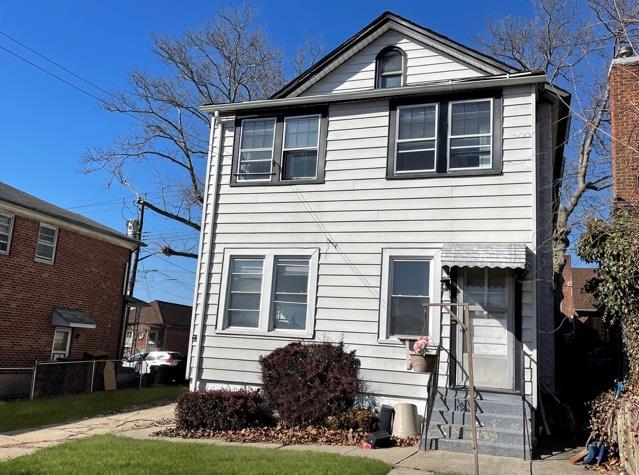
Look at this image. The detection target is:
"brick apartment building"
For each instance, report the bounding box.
[124,300,192,356]
[0,182,138,367]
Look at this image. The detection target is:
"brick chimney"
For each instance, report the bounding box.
[610,46,639,206]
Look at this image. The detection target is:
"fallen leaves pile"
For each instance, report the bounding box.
[153,425,420,448]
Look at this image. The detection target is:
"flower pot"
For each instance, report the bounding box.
[410,354,436,373]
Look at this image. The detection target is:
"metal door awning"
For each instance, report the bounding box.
[52,308,96,329]
[441,243,527,269]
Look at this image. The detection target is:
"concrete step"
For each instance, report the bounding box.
[429,409,523,431]
[425,436,529,459]
[432,395,523,417]
[427,423,524,446]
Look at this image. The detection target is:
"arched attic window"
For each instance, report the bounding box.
[376,47,406,89]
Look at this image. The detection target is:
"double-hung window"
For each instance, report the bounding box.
[35,224,58,264]
[218,249,319,337]
[231,111,327,186]
[0,213,14,255]
[379,249,439,342]
[387,96,501,178]
[448,99,493,170]
[237,118,276,182]
[394,104,438,173]
[282,115,320,180]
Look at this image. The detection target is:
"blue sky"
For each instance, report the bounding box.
[0,1,534,304]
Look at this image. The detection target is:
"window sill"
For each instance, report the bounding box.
[229,178,325,187]
[216,327,314,339]
[35,257,54,265]
[386,168,502,180]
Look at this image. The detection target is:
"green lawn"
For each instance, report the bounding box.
[0,386,185,433]
[0,435,390,475]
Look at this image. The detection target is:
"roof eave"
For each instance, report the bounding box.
[202,72,548,115]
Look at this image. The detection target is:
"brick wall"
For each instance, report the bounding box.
[0,213,130,367]
[610,56,639,205]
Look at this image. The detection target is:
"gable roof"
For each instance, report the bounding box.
[271,11,520,99]
[134,300,192,327]
[0,182,138,248]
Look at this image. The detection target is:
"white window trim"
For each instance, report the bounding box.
[124,330,133,347]
[35,223,59,264]
[447,98,493,171]
[51,327,72,360]
[0,212,14,256]
[280,114,321,181]
[217,248,319,338]
[237,117,277,182]
[377,49,405,88]
[379,248,441,345]
[394,103,439,174]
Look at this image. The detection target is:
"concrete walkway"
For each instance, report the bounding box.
[0,403,587,474]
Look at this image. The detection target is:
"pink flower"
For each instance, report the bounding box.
[361,442,372,449]
[413,336,433,354]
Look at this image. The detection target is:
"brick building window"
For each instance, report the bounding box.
[51,328,71,360]
[0,213,13,255]
[35,224,58,264]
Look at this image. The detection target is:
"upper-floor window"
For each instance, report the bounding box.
[282,115,320,181]
[231,110,327,186]
[0,213,14,255]
[35,223,58,264]
[237,118,276,182]
[448,99,493,170]
[395,104,438,173]
[376,47,405,89]
[387,95,502,179]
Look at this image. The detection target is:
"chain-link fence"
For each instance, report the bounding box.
[0,357,186,401]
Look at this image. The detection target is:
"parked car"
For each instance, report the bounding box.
[143,351,186,384]
[122,352,148,372]
[143,351,185,373]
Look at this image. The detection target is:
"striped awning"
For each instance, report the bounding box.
[441,243,527,269]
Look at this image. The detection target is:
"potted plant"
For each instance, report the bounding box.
[410,336,436,373]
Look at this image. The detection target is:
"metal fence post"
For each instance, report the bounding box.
[29,361,38,400]
[90,360,96,393]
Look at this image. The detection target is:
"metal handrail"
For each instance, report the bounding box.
[425,302,479,475]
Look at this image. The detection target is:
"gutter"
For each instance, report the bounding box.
[202,71,548,115]
[186,111,223,391]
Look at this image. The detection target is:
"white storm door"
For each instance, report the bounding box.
[456,267,515,390]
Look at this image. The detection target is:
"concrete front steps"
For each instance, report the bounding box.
[423,388,532,459]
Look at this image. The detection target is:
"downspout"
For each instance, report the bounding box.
[186,110,222,391]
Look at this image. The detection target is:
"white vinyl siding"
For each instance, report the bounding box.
[191,83,539,410]
[0,213,14,255]
[35,224,58,264]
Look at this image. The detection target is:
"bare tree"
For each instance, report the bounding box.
[477,0,639,278]
[294,36,324,75]
[82,3,285,258]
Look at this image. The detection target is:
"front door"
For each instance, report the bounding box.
[455,267,515,390]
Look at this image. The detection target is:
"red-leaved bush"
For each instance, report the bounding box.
[175,388,274,431]
[260,342,361,426]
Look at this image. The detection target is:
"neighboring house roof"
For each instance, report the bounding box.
[271,11,520,99]
[0,181,138,248]
[132,300,192,327]
[571,268,600,312]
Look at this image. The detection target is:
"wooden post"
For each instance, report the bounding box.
[464,304,480,475]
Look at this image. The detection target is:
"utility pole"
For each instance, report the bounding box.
[127,197,146,296]
[121,196,146,358]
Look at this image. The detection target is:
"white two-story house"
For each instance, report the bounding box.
[187,12,570,458]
